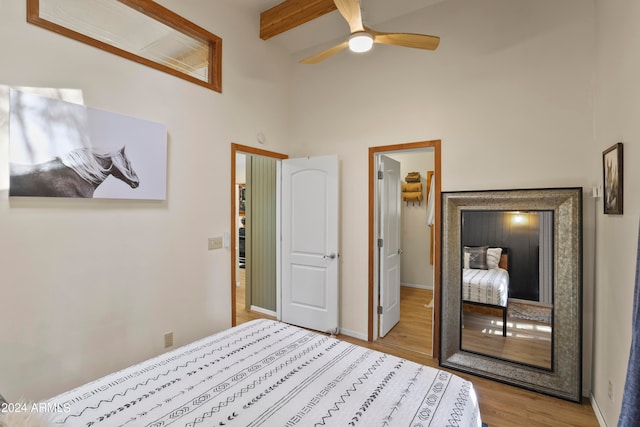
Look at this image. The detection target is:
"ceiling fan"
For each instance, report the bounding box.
[300,0,440,64]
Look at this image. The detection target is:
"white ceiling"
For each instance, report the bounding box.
[236,0,446,56]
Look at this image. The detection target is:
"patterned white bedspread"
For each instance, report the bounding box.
[463,268,509,307]
[46,319,481,426]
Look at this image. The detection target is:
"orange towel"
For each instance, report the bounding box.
[405,172,421,182]
[403,192,423,202]
[402,183,422,192]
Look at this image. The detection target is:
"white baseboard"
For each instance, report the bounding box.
[590,394,608,427]
[250,306,277,317]
[401,282,433,290]
[338,328,367,341]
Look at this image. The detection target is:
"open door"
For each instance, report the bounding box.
[281,155,339,333]
[231,143,287,327]
[378,155,402,337]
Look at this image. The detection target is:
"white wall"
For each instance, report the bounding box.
[593,1,640,425]
[4,1,633,424]
[0,0,291,400]
[289,0,597,398]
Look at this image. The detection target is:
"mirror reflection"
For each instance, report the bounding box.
[460,210,553,369]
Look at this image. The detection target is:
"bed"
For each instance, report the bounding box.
[44,319,482,426]
[462,247,510,336]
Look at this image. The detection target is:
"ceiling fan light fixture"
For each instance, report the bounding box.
[348,32,374,53]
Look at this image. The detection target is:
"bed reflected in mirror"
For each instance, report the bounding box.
[440,188,582,402]
[460,211,553,369]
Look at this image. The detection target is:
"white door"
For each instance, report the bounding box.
[281,155,339,333]
[379,155,401,337]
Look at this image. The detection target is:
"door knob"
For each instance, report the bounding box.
[323,253,337,260]
[397,249,403,255]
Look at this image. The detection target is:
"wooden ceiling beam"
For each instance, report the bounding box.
[260,0,337,40]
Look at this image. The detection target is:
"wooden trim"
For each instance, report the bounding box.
[368,140,441,358]
[433,143,441,358]
[260,0,337,40]
[26,0,222,92]
[232,144,289,160]
[26,0,39,22]
[367,148,376,341]
[231,145,237,325]
[230,143,288,326]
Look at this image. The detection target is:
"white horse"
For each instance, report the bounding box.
[9,146,139,198]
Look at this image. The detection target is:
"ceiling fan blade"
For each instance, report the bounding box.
[369,28,440,50]
[300,41,349,64]
[334,0,364,33]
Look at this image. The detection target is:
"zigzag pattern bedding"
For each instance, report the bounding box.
[46,319,481,426]
[463,268,510,307]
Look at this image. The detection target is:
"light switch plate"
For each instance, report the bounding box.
[208,237,223,250]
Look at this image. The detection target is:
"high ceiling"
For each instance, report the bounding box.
[237,0,445,58]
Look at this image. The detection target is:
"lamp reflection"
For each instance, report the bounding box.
[511,212,527,225]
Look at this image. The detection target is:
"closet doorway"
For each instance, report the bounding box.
[231,143,287,326]
[368,140,441,358]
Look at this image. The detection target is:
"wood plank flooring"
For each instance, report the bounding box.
[378,286,432,354]
[462,311,552,368]
[235,280,599,427]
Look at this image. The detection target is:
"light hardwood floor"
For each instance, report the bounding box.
[462,311,552,368]
[378,286,432,355]
[235,278,599,427]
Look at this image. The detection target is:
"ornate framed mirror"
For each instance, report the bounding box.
[440,188,582,402]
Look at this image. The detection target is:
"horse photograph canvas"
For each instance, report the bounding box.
[8,89,167,200]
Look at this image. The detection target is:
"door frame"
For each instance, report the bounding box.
[368,140,441,357]
[230,143,288,326]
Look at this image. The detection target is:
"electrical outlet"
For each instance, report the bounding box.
[208,237,223,250]
[164,332,174,348]
[608,380,613,400]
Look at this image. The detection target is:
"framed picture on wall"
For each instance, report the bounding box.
[8,89,167,200]
[603,142,623,215]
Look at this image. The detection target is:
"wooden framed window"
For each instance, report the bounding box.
[27,0,222,92]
